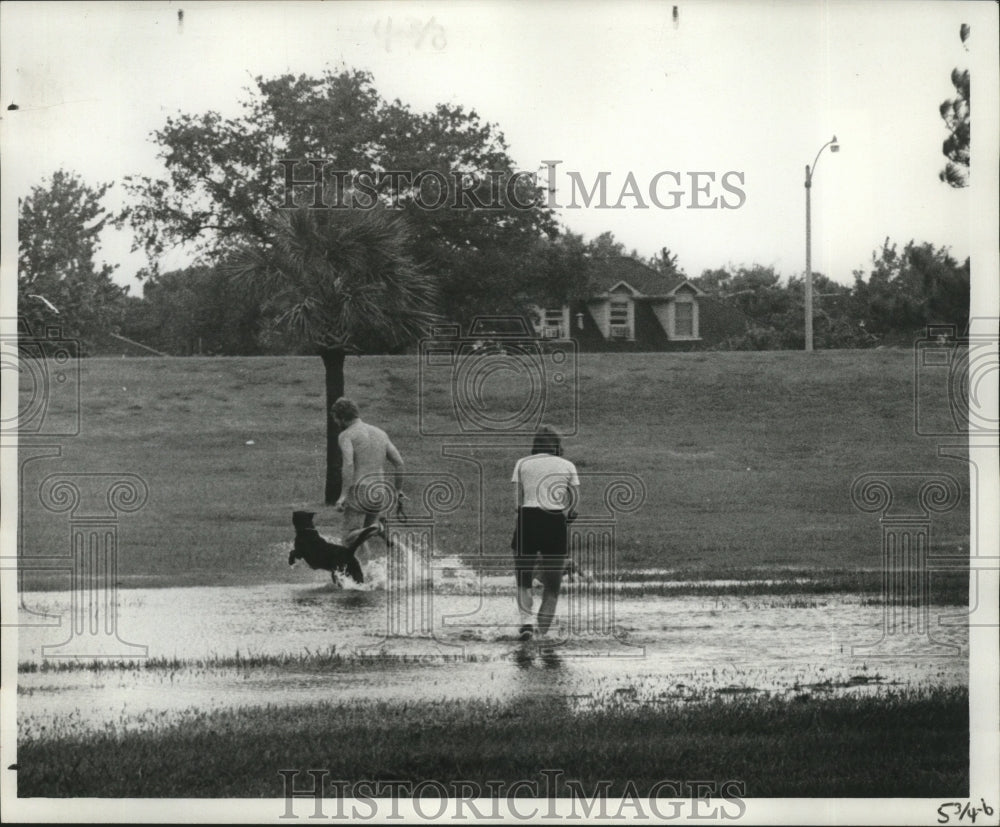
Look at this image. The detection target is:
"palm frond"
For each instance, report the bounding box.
[223,204,439,351]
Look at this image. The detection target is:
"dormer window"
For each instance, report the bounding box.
[675,299,693,337]
[669,294,699,339]
[542,307,568,338]
[609,299,633,339]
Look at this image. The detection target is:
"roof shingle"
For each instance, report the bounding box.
[585,257,693,297]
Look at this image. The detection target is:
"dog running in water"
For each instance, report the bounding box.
[289,510,381,586]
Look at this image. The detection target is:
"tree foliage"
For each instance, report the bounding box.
[694,253,960,351]
[226,206,438,356]
[123,67,565,321]
[121,266,264,355]
[939,24,970,188]
[18,169,127,350]
[584,231,627,259]
[695,265,800,349]
[696,238,969,350]
[225,205,438,503]
[852,239,969,339]
[647,247,685,279]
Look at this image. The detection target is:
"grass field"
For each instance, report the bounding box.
[14,349,972,801]
[17,686,968,798]
[18,349,969,590]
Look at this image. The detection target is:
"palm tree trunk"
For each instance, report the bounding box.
[320,347,346,504]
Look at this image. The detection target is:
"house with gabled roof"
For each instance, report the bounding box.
[532,256,748,351]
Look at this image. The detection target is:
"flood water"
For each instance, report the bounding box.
[17,552,968,739]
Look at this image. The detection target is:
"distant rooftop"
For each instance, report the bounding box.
[585,256,700,297]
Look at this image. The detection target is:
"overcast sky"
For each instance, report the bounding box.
[2,1,997,296]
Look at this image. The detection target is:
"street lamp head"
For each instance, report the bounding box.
[830,135,840,152]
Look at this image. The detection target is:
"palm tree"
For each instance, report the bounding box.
[227,205,438,503]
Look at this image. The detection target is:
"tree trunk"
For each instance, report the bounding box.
[320,348,346,504]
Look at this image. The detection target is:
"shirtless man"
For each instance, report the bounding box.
[331,398,404,549]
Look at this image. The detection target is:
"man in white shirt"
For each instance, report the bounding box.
[511,425,580,641]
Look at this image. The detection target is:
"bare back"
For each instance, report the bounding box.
[339,420,403,488]
[340,420,399,482]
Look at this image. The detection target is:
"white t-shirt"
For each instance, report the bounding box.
[512,453,580,511]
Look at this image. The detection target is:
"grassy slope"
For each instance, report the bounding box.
[18,350,969,588]
[17,688,968,797]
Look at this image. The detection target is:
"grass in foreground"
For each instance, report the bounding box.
[17,686,967,798]
[17,648,472,673]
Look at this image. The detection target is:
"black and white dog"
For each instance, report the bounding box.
[289,510,380,585]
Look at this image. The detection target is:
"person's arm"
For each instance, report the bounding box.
[336,431,355,509]
[511,459,524,508]
[566,465,580,520]
[386,440,404,498]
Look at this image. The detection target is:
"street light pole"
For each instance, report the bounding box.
[804,135,839,351]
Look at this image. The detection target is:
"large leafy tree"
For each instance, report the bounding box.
[18,170,127,350]
[853,239,969,338]
[123,68,558,322]
[939,24,970,188]
[585,230,630,259]
[121,266,265,355]
[694,265,824,349]
[226,206,437,503]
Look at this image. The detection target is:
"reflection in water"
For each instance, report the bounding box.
[509,643,572,710]
[512,645,534,670]
[539,648,563,670]
[509,643,565,673]
[340,590,377,610]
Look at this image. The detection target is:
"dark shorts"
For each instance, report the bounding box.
[512,508,567,589]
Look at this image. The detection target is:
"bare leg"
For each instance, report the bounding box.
[536,560,565,636]
[344,506,380,558]
[517,585,534,627]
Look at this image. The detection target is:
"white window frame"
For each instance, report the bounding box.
[668,295,699,340]
[541,306,569,339]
